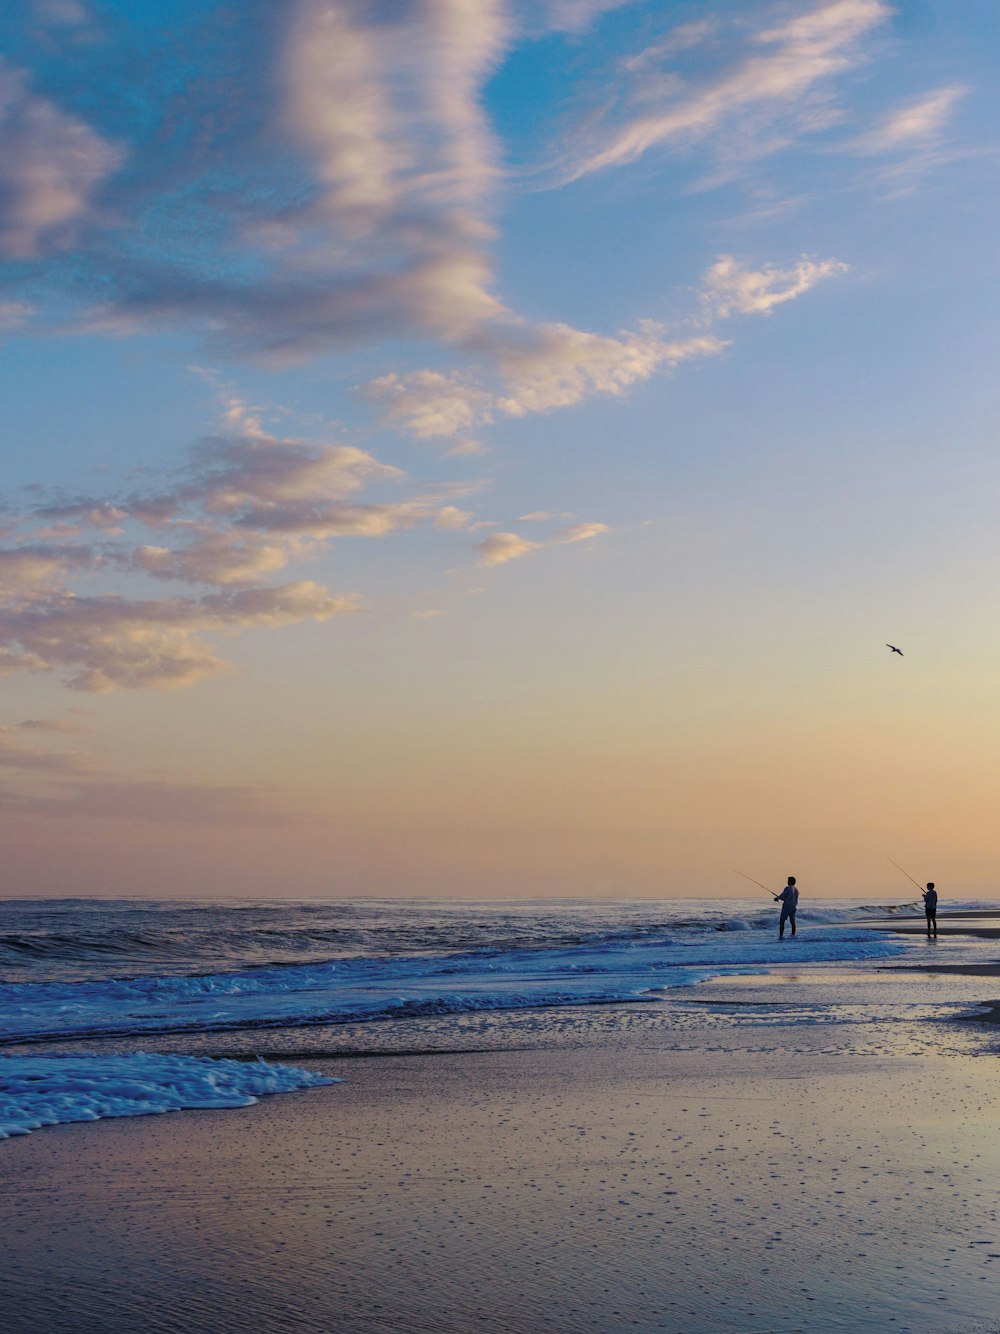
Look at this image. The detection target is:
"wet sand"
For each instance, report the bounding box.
[3,1000,1000,1334]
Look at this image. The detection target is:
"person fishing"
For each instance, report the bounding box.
[922,882,938,938]
[774,876,799,939]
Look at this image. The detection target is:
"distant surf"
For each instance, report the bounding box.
[0,896,929,1046]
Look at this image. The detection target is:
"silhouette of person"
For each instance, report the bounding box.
[922,882,938,938]
[774,876,799,939]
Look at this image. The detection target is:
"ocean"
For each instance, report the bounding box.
[0,895,994,1140]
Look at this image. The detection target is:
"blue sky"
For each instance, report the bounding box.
[2,0,999,897]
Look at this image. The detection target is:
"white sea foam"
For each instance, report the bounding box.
[0,1052,335,1140]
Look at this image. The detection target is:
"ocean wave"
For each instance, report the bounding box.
[0,926,906,1045]
[0,898,895,984]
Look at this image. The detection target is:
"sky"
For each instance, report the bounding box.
[1,0,999,900]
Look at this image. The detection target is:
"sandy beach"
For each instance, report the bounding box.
[4,973,1000,1334]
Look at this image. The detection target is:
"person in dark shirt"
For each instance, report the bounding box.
[774,876,799,939]
[922,883,938,938]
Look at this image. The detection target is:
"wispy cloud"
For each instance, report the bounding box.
[0,582,360,692]
[367,246,848,444]
[0,728,93,774]
[621,19,719,73]
[559,521,609,543]
[1,386,482,690]
[561,0,892,183]
[701,254,849,319]
[368,325,725,441]
[539,0,638,36]
[34,397,473,566]
[11,717,86,733]
[844,84,975,192]
[476,519,608,566]
[852,85,968,156]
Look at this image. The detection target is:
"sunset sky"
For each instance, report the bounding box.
[2,0,999,898]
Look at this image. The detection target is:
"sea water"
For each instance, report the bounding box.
[0,895,992,1138]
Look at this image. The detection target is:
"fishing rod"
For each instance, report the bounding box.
[887,858,925,893]
[733,870,777,900]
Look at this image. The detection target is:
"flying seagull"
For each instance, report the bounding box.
[886,644,903,656]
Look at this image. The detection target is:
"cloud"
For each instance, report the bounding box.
[621,19,719,72]
[476,531,542,566]
[36,0,514,363]
[78,249,510,366]
[281,0,403,235]
[0,0,886,397]
[493,325,721,416]
[367,243,849,445]
[844,83,976,190]
[558,521,609,543]
[701,254,849,319]
[0,382,488,693]
[0,58,122,258]
[562,0,892,182]
[364,369,497,439]
[134,531,319,586]
[12,717,86,733]
[443,437,488,457]
[539,0,638,36]
[185,431,402,515]
[281,0,509,236]
[0,581,360,692]
[0,729,93,774]
[229,496,475,538]
[0,299,32,332]
[32,0,91,25]
[37,424,406,536]
[367,324,725,440]
[853,86,968,155]
[476,518,607,566]
[0,544,97,598]
[34,414,472,571]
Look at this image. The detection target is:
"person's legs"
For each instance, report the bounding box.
[779,906,789,939]
[789,909,796,937]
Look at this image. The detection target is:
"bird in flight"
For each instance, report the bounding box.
[886,644,903,656]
